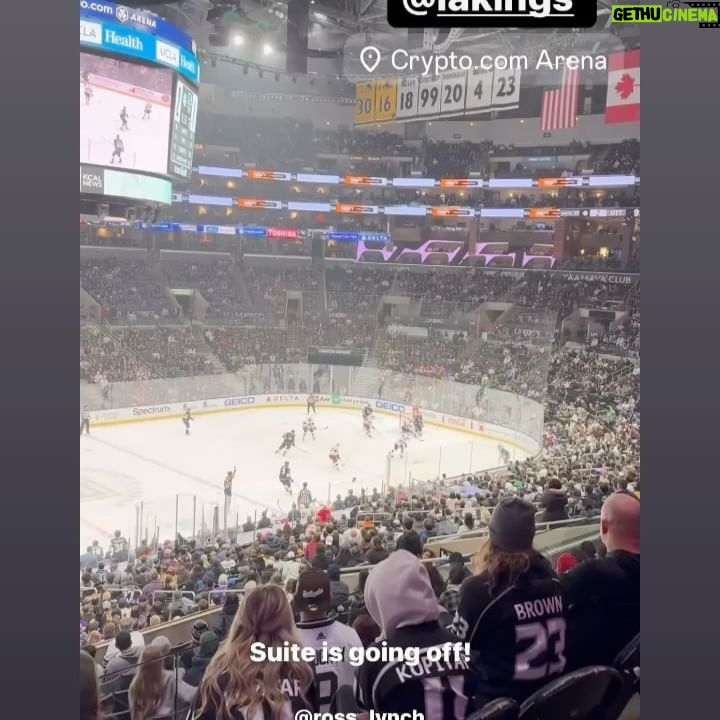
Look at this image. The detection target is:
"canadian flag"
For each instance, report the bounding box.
[605,50,640,124]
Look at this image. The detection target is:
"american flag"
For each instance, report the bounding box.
[540,65,580,131]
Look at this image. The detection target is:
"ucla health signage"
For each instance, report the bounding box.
[79,0,196,53]
[80,18,199,85]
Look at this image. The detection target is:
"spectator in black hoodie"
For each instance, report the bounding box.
[539,478,569,522]
[178,631,219,704]
[561,492,640,669]
[396,517,422,557]
[364,535,389,565]
[213,592,239,640]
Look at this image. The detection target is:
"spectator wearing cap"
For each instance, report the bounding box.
[561,491,640,669]
[213,592,239,641]
[451,497,567,705]
[556,552,578,574]
[447,551,471,582]
[178,631,219,704]
[294,568,363,712]
[191,620,209,645]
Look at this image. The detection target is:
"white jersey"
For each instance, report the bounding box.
[295,617,363,712]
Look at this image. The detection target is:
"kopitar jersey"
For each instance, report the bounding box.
[355,622,477,720]
[296,617,363,712]
[451,556,567,704]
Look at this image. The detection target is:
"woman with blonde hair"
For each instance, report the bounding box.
[128,644,177,720]
[452,497,568,707]
[194,584,318,720]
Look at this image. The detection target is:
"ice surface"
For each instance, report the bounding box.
[80,407,527,551]
[80,86,170,174]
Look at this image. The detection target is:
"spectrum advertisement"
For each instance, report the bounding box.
[80,17,200,85]
[79,1,196,52]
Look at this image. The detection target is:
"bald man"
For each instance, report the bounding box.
[560,492,640,670]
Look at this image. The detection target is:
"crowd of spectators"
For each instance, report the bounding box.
[113,328,214,378]
[594,139,640,175]
[81,259,174,322]
[81,455,639,717]
[162,258,245,320]
[81,261,639,388]
[192,115,639,181]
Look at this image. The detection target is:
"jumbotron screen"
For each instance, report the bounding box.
[80,52,173,175]
[79,0,199,181]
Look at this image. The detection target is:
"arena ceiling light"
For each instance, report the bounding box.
[233,34,245,45]
[262,42,274,55]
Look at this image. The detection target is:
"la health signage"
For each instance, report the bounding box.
[79,1,196,52]
[80,16,199,86]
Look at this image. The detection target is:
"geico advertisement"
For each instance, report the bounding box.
[223,396,256,407]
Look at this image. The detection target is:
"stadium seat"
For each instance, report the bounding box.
[518,666,624,720]
[466,697,519,720]
[602,634,640,720]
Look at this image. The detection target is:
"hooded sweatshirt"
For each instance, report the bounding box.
[356,550,478,718]
[102,645,141,694]
[560,549,640,669]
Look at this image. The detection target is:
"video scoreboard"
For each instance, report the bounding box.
[354,66,521,125]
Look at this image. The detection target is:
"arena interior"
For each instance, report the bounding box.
[79,3,640,719]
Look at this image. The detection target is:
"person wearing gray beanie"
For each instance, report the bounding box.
[450,497,568,707]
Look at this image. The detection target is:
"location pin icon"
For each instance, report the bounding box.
[360,46,382,74]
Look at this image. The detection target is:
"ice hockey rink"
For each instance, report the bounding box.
[80,86,170,173]
[80,406,529,551]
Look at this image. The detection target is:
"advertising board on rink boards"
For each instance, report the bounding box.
[89,394,540,454]
[354,66,521,124]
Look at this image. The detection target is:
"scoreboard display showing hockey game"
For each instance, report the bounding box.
[354,66,521,125]
[79,1,199,184]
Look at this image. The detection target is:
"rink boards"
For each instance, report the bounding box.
[88,393,542,457]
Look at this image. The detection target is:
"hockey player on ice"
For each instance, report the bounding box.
[388,437,407,458]
[182,409,194,435]
[110,135,124,165]
[279,461,293,493]
[498,444,511,465]
[120,105,129,131]
[363,413,374,438]
[83,82,93,105]
[329,444,341,470]
[275,430,295,455]
[302,417,316,441]
[142,102,152,120]
[401,417,414,438]
[413,412,424,437]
